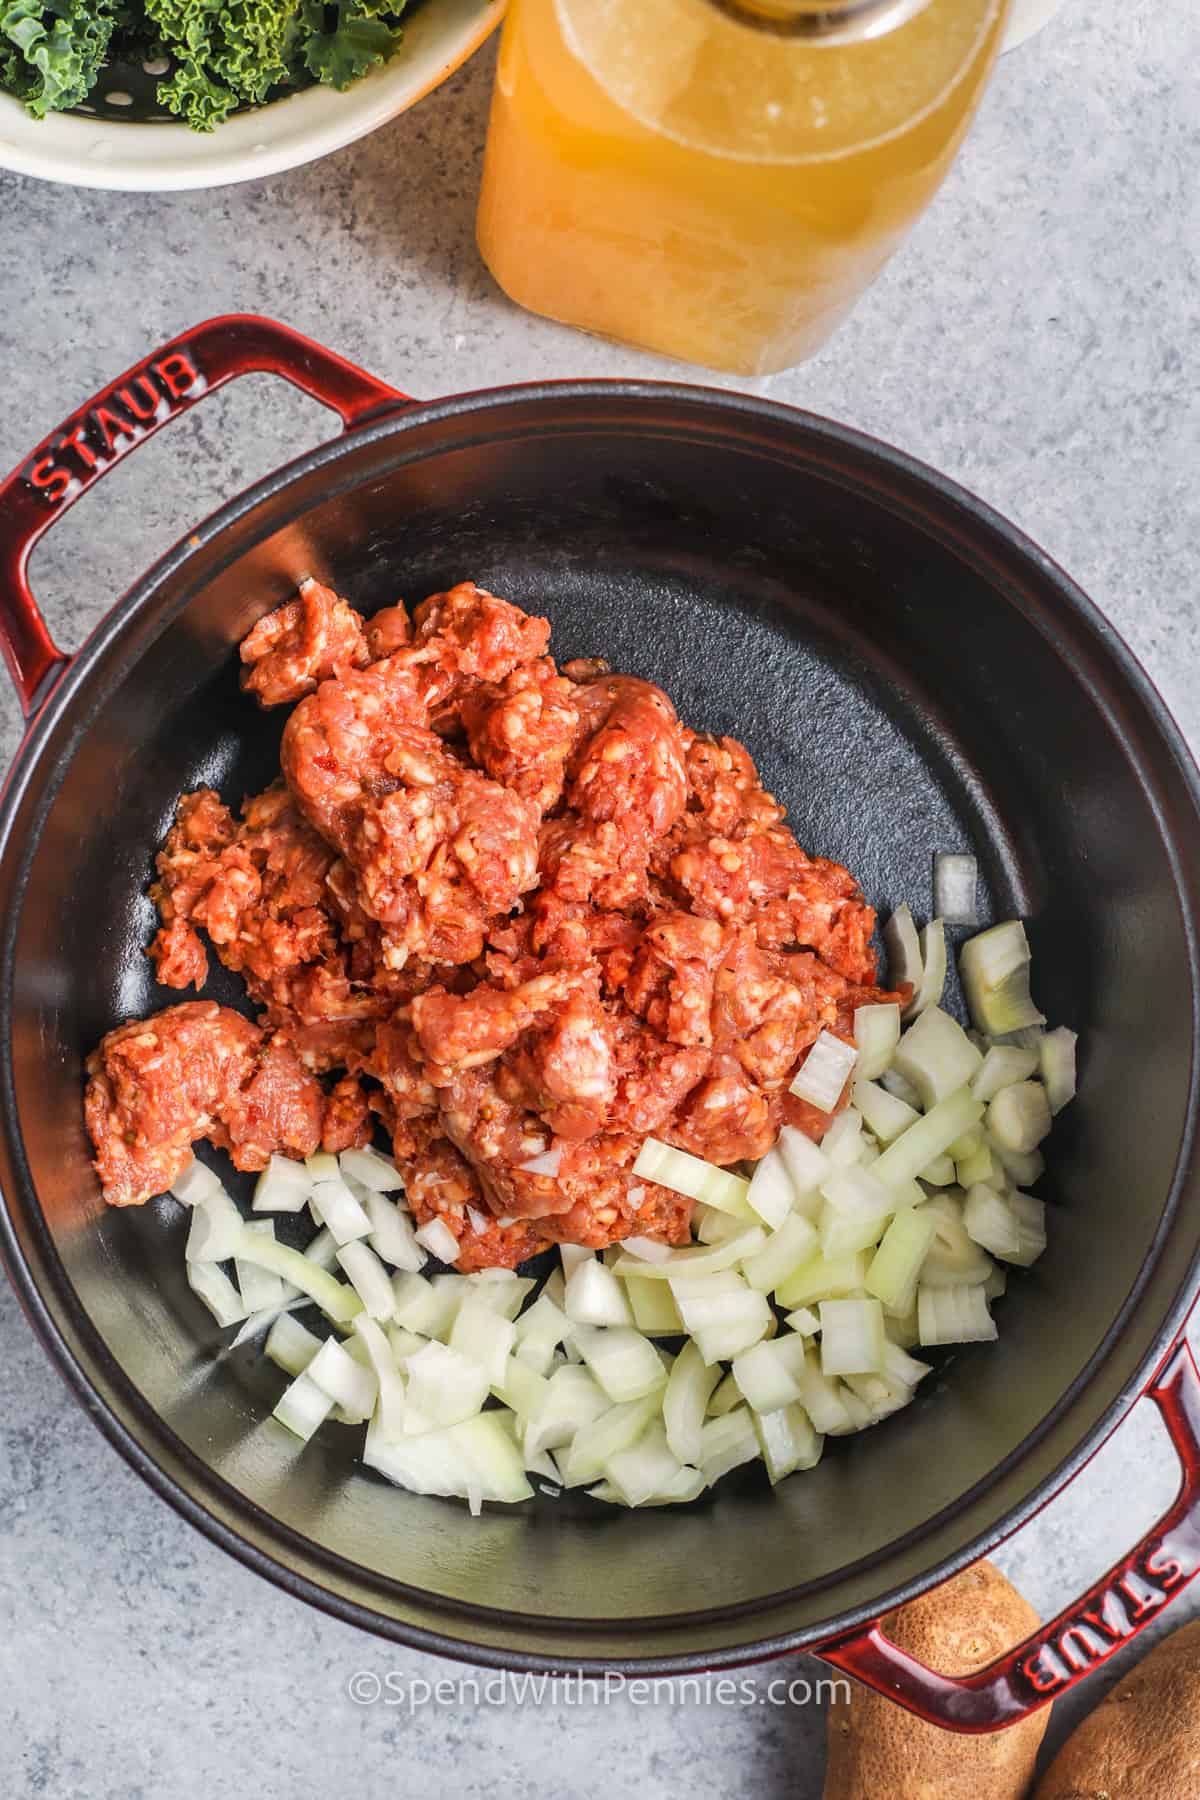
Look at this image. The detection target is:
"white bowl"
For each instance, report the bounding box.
[0,0,504,191]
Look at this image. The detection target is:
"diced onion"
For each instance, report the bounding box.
[1039,1027,1078,1115]
[305,1150,340,1184]
[404,1340,490,1429]
[604,1421,686,1508]
[611,1225,764,1283]
[853,1078,919,1144]
[907,919,948,1020]
[662,1339,720,1465]
[449,1292,517,1385]
[338,1146,404,1193]
[783,1305,820,1337]
[564,1258,634,1328]
[971,1043,1040,1102]
[265,1313,322,1378]
[186,1258,247,1327]
[360,1190,425,1273]
[880,1066,923,1109]
[273,1370,335,1441]
[746,1149,794,1229]
[562,1392,664,1486]
[309,1177,371,1247]
[892,1008,983,1111]
[884,903,923,1011]
[820,1107,865,1168]
[775,1249,869,1310]
[252,1154,312,1215]
[741,1213,819,1294]
[632,1138,751,1216]
[987,1081,1052,1154]
[619,1236,676,1265]
[789,1030,858,1113]
[732,1333,807,1413]
[697,1409,760,1483]
[170,1157,226,1207]
[518,1146,563,1177]
[364,1411,533,1504]
[853,1002,901,1082]
[623,1276,685,1337]
[933,853,978,926]
[306,1337,379,1419]
[819,1298,886,1376]
[917,1283,997,1346]
[234,1221,287,1313]
[960,920,1046,1037]
[775,1127,832,1207]
[413,1216,461,1265]
[353,1316,407,1442]
[872,1086,984,1189]
[572,1324,668,1404]
[754,1403,823,1484]
[865,1207,938,1315]
[185,1188,245,1263]
[1006,1191,1048,1267]
[336,1240,397,1322]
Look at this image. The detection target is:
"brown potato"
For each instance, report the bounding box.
[1035,1616,1200,1799]
[824,1559,1048,1799]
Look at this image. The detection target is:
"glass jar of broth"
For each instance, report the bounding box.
[476,0,1011,375]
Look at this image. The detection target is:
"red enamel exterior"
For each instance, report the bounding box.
[0,315,409,714]
[0,314,1194,1731]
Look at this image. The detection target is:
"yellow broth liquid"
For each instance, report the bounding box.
[477,0,1009,374]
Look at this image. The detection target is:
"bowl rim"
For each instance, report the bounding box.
[2,375,1199,1669]
[0,0,504,192]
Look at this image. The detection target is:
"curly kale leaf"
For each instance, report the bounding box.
[0,0,118,117]
[302,0,397,90]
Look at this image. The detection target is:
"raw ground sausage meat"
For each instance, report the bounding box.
[86,579,900,1269]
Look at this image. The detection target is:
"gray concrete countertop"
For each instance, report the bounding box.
[1,4,1197,1794]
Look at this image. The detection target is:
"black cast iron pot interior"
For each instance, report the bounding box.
[2,384,1199,1669]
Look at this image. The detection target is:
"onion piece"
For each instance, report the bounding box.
[933,853,978,926]
[360,1190,425,1273]
[865,1207,938,1315]
[306,1337,379,1420]
[907,919,948,1020]
[517,1145,563,1177]
[853,1078,919,1144]
[884,904,924,1013]
[892,1008,983,1111]
[564,1258,635,1328]
[819,1297,886,1376]
[971,1043,1039,1103]
[235,1221,288,1314]
[526,1365,611,1458]
[987,1080,1052,1154]
[336,1240,396,1323]
[775,1127,832,1211]
[754,1403,823,1484]
[186,1258,247,1328]
[1039,1026,1078,1115]
[698,1409,760,1484]
[170,1157,226,1207]
[853,1002,901,1082]
[820,1107,865,1168]
[494,1354,551,1422]
[746,1149,795,1229]
[1005,1191,1047,1267]
[309,1177,372,1247]
[265,1313,322,1378]
[353,1318,407,1443]
[662,1339,720,1465]
[619,1235,676,1265]
[273,1370,335,1441]
[741,1213,819,1294]
[880,1067,923,1109]
[185,1188,245,1263]
[920,1152,957,1188]
[872,1086,984,1189]
[611,1225,764,1283]
[623,1276,685,1337]
[960,920,1046,1037]
[992,1142,1045,1188]
[305,1150,340,1184]
[448,1292,517,1385]
[775,1249,869,1310]
[603,1421,685,1508]
[572,1323,668,1404]
[252,1154,312,1215]
[955,1143,994,1187]
[413,1216,461,1265]
[403,1340,490,1429]
[732,1333,808,1414]
[338,1146,404,1193]
[391,1271,458,1339]
[693,1303,773,1366]
[962,1183,1021,1259]
[632,1138,751,1216]
[917,1283,997,1346]
[302,1226,339,1272]
[560,1391,664,1487]
[365,1411,534,1504]
[789,1030,858,1112]
[783,1305,820,1337]
[916,1195,995,1288]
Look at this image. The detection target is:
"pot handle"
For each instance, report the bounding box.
[0,314,410,716]
[818,1336,1200,1732]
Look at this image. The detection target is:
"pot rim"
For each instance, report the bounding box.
[2,375,1198,1670]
